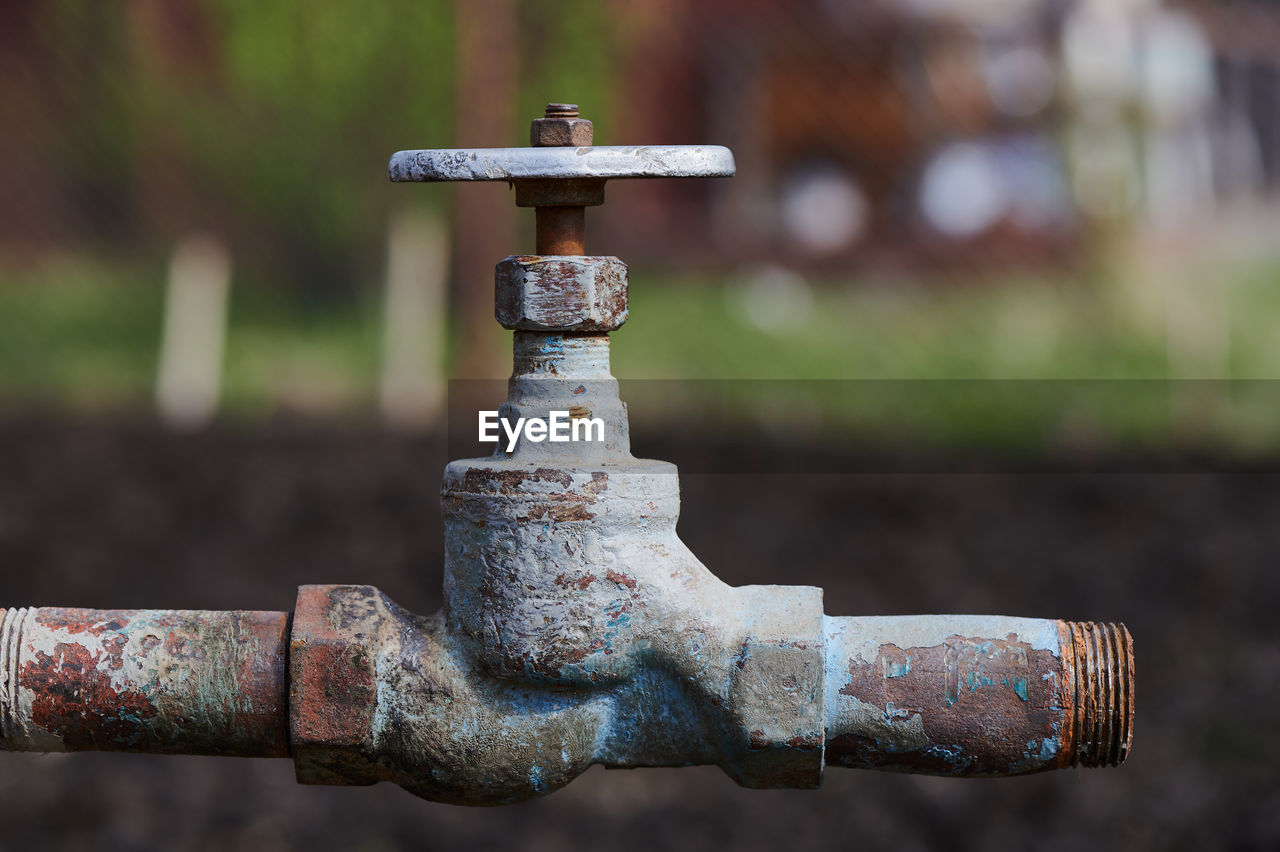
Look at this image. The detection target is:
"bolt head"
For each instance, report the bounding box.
[495,255,628,332]
[530,116,594,147]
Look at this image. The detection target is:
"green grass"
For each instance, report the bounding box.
[614,271,1169,380]
[0,255,384,417]
[610,261,1280,452]
[0,255,163,409]
[3,249,1279,451]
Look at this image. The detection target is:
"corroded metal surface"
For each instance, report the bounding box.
[1066,620,1134,767]
[527,104,597,250]
[825,616,1133,775]
[289,585,381,786]
[530,103,594,148]
[492,331,630,462]
[517,179,606,209]
[388,145,736,183]
[495,255,628,331]
[291,584,613,803]
[290,581,823,803]
[435,309,829,792]
[0,607,288,756]
[533,205,588,252]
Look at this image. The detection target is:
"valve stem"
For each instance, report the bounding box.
[532,103,592,256]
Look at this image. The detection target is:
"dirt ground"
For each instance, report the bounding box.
[0,419,1276,851]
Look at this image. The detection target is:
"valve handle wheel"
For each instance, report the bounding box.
[388,145,736,184]
[390,103,734,255]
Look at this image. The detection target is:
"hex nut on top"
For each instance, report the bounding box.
[495,255,628,332]
[530,116,594,148]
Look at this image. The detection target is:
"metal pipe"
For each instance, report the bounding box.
[0,595,1133,802]
[825,616,1133,775]
[0,607,289,757]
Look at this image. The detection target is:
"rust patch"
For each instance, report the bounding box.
[831,634,1068,776]
[534,206,586,256]
[518,503,595,523]
[558,646,591,665]
[530,109,593,148]
[501,635,602,680]
[1063,621,1134,767]
[451,470,606,522]
[458,467,575,494]
[21,642,159,751]
[785,734,823,750]
[290,586,378,754]
[162,627,198,660]
[34,609,132,636]
[605,569,637,591]
[555,572,597,591]
[137,634,162,658]
[582,471,609,495]
[14,608,289,757]
[100,634,126,670]
[603,599,630,622]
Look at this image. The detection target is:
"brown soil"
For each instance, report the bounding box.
[1,419,1275,851]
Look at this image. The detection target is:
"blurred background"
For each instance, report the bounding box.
[2,0,1278,849]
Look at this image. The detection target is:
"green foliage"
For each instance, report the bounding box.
[179,2,455,285]
[517,0,619,140]
[0,257,163,409]
[28,1,622,297]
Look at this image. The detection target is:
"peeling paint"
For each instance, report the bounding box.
[1,607,288,757]
[825,615,1133,775]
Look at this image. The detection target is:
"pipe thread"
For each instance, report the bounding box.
[511,331,613,379]
[1065,620,1133,767]
[1,607,32,748]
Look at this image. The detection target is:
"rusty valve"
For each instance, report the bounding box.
[0,104,1133,805]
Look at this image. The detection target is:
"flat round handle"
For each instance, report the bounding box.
[389,145,735,183]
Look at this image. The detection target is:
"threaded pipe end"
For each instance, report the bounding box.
[1064,620,1134,767]
[1,607,33,748]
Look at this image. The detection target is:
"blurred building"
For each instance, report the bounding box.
[604,0,1280,271]
[2,0,1278,275]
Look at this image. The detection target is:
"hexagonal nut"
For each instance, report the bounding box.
[290,584,386,786]
[530,117,594,147]
[495,255,628,332]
